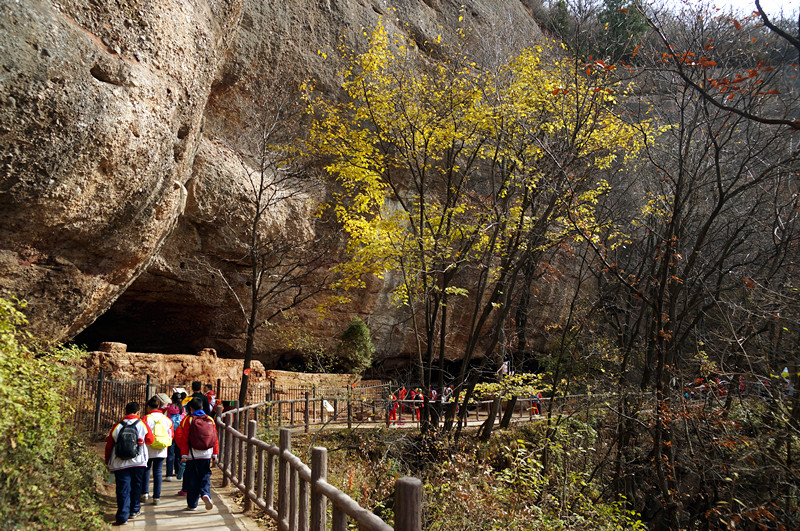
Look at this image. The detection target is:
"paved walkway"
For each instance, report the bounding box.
[103,470,261,530]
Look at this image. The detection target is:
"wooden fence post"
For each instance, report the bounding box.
[332,507,347,531]
[394,477,422,531]
[311,447,327,531]
[222,413,231,488]
[93,369,104,437]
[290,465,299,531]
[347,393,352,430]
[257,445,265,506]
[245,420,257,512]
[268,381,275,426]
[266,447,275,511]
[238,425,244,486]
[299,465,309,531]
[231,400,239,432]
[279,428,291,527]
[305,392,310,434]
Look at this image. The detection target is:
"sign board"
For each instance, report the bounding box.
[323,399,334,413]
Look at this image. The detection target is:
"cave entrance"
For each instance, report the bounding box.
[73,295,225,355]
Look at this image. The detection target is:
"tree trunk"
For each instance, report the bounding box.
[479,397,501,442]
[498,396,517,429]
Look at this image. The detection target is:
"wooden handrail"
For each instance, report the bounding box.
[216,405,422,531]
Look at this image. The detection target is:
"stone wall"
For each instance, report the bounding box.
[80,342,381,392]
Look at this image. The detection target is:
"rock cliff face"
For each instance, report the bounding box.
[1,0,551,370]
[0,0,243,340]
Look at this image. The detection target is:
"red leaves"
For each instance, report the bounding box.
[706,62,780,98]
[743,277,755,289]
[733,19,743,30]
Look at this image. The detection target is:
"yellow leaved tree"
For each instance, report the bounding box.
[307,21,646,434]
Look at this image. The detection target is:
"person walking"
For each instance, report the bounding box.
[397,386,408,414]
[388,392,398,424]
[175,397,218,511]
[142,394,173,505]
[190,381,211,414]
[105,402,154,526]
[164,392,184,484]
[204,383,217,417]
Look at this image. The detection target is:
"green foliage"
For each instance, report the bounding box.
[270,421,646,531]
[597,0,648,62]
[423,421,645,530]
[334,317,375,375]
[296,316,375,374]
[0,298,105,529]
[542,0,570,38]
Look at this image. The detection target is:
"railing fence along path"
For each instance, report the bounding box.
[67,372,663,440]
[66,372,390,438]
[216,403,422,531]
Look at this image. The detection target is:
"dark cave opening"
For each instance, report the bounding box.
[73,298,228,356]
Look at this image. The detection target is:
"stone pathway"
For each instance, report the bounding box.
[105,472,260,530]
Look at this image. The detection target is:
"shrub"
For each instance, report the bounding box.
[0,298,105,529]
[333,317,374,374]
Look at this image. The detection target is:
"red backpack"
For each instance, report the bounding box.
[188,414,217,450]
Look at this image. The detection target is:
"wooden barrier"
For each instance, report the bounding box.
[216,405,422,531]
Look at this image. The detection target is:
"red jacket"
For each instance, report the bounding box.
[175,411,219,459]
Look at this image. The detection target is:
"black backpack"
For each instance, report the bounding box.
[115,419,140,460]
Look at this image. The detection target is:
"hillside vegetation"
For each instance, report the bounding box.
[0,298,105,529]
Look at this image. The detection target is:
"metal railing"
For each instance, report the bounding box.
[216,403,422,531]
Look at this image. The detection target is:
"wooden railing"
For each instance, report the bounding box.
[215,403,422,531]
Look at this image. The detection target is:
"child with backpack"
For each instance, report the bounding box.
[164,392,185,484]
[142,394,173,505]
[104,402,154,526]
[175,397,218,511]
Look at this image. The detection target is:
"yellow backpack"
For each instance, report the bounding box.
[149,413,173,450]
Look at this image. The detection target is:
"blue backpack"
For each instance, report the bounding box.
[170,413,183,432]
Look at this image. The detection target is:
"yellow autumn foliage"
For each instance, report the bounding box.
[307,20,649,304]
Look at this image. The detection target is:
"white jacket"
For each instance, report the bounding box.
[107,418,150,471]
[144,411,172,459]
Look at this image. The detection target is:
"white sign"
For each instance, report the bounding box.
[323,399,334,413]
